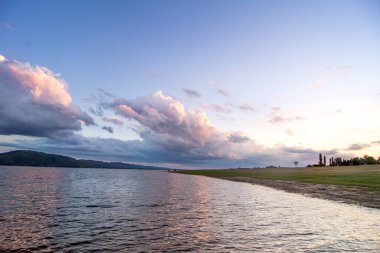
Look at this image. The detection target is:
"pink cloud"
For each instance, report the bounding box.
[109,91,263,160]
[113,91,214,148]
[102,116,124,126]
[0,55,94,137]
[285,129,294,136]
[1,56,72,106]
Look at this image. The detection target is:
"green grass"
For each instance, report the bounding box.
[180,165,380,191]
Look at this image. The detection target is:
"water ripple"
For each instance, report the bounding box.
[0,166,379,252]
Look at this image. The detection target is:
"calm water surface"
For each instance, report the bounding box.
[0,166,379,252]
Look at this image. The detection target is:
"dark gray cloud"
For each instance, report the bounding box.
[183,88,201,98]
[0,133,338,168]
[0,56,94,137]
[102,126,114,133]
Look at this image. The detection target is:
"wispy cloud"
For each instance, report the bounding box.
[216,88,229,97]
[326,66,350,77]
[0,22,13,31]
[102,116,124,126]
[285,129,294,136]
[86,89,115,117]
[311,82,324,89]
[238,102,256,112]
[183,88,201,98]
[98,88,115,98]
[102,126,114,134]
[269,115,304,124]
[204,104,231,114]
[345,143,371,151]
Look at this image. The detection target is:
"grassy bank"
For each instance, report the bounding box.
[180,165,380,192]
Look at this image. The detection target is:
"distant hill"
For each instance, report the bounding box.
[0,150,168,170]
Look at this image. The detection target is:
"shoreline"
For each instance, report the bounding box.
[197,175,380,209]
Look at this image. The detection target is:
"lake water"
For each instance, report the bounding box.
[0,166,379,252]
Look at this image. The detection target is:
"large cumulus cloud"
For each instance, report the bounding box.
[0,55,94,137]
[107,90,265,160]
[112,91,217,150]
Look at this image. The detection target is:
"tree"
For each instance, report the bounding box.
[319,153,323,166]
[352,157,360,165]
[323,156,326,166]
[294,161,299,167]
[335,157,342,166]
[330,156,336,166]
[364,155,376,165]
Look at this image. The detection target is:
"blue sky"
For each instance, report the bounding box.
[0,0,379,168]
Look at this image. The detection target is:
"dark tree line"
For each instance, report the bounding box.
[308,153,380,167]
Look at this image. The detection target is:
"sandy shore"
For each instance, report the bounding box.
[215,176,380,209]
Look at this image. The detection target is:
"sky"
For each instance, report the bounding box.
[0,0,379,168]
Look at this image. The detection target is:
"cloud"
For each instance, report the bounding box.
[228,132,250,143]
[102,126,114,134]
[204,104,231,114]
[239,102,256,112]
[182,88,201,98]
[0,56,347,168]
[102,116,124,126]
[345,143,371,151]
[112,90,215,150]
[0,22,13,31]
[1,131,334,168]
[311,82,324,89]
[326,66,350,76]
[216,88,229,97]
[285,129,294,136]
[269,115,304,124]
[98,88,115,98]
[86,89,116,117]
[100,91,270,162]
[0,54,94,137]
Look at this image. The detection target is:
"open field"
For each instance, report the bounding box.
[180,165,380,190]
[179,165,380,208]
